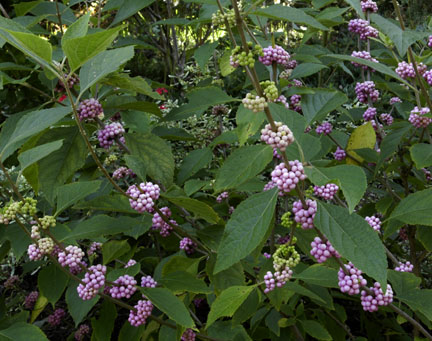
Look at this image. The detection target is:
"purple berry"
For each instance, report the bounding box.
[338,262,367,295]
[87,242,102,256]
[259,45,291,66]
[395,261,413,272]
[290,94,302,112]
[141,275,157,288]
[78,98,103,121]
[127,182,160,213]
[24,291,38,310]
[125,259,137,268]
[216,192,229,203]
[351,51,378,70]
[310,236,340,263]
[48,308,66,327]
[275,95,290,109]
[355,81,379,104]
[77,264,106,300]
[271,160,307,195]
[334,147,346,161]
[360,282,393,312]
[424,70,432,86]
[390,97,401,105]
[97,122,125,149]
[179,237,197,255]
[110,275,137,299]
[348,19,378,40]
[428,35,432,48]
[380,113,393,125]
[313,183,339,200]
[113,167,136,179]
[151,206,176,237]
[128,299,153,327]
[423,168,432,181]
[292,199,317,230]
[365,215,381,232]
[181,329,196,341]
[363,107,377,121]
[315,122,333,136]
[261,122,295,151]
[409,106,431,128]
[4,275,19,289]
[74,324,90,341]
[58,245,85,268]
[361,0,378,12]
[27,244,43,261]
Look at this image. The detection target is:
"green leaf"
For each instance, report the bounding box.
[219,49,235,77]
[206,286,256,329]
[164,86,237,121]
[14,0,43,16]
[315,202,387,288]
[346,122,376,165]
[4,223,32,260]
[194,41,218,70]
[177,147,213,185]
[110,0,156,26]
[214,145,273,192]
[79,46,134,95]
[184,179,207,196]
[66,283,99,326]
[371,14,429,56]
[214,188,278,274]
[37,127,87,204]
[0,322,48,341]
[73,194,139,214]
[293,264,338,288]
[159,271,211,294]
[290,63,328,79]
[251,5,328,30]
[1,106,71,162]
[162,195,220,224]
[301,89,347,125]
[140,287,194,328]
[388,189,432,226]
[30,295,48,324]
[18,140,63,171]
[161,255,201,278]
[283,282,327,304]
[102,240,130,264]
[102,73,162,99]
[236,104,265,146]
[300,320,332,341]
[104,98,162,117]
[152,127,195,141]
[125,133,175,187]
[91,301,117,341]
[63,26,123,71]
[124,154,147,181]
[56,181,102,215]
[122,111,151,133]
[62,12,90,45]
[410,143,432,169]
[417,226,432,251]
[344,0,365,19]
[37,264,69,307]
[106,263,141,282]
[304,165,367,213]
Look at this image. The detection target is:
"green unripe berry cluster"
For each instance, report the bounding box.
[231,43,264,69]
[279,69,292,79]
[242,93,267,112]
[261,81,279,101]
[304,186,315,199]
[21,198,37,216]
[38,237,54,254]
[212,9,236,27]
[273,245,300,271]
[40,215,56,229]
[104,154,118,166]
[3,202,21,220]
[281,212,292,228]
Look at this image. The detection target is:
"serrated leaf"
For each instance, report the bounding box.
[102,240,130,264]
[388,189,432,226]
[66,283,99,326]
[236,104,265,146]
[124,154,146,181]
[315,202,387,288]
[206,286,256,329]
[346,122,376,165]
[38,264,69,307]
[102,73,162,99]
[73,194,139,214]
[125,132,175,187]
[290,63,327,79]
[177,147,213,185]
[304,165,366,213]
[344,0,365,19]
[194,41,218,70]
[110,0,156,26]
[62,12,90,45]
[162,195,220,224]
[18,140,63,171]
[214,145,273,192]
[252,5,328,30]
[140,287,194,328]
[410,143,432,169]
[1,106,71,161]
[159,271,211,294]
[91,301,117,341]
[293,264,338,288]
[300,320,332,341]
[63,26,123,71]
[79,46,134,95]
[0,322,48,341]
[219,49,235,77]
[301,89,347,125]
[214,188,278,274]
[55,181,102,215]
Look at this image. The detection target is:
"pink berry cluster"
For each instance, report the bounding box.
[292,199,317,230]
[24,291,39,309]
[271,160,306,194]
[97,122,125,149]
[125,259,137,268]
[58,245,85,268]
[380,113,393,125]
[355,81,379,103]
[4,275,19,289]
[423,168,432,181]
[128,299,153,327]
[216,191,229,203]
[273,148,282,159]
[55,74,79,92]
[180,237,197,255]
[315,122,333,135]
[290,94,302,112]
[313,183,339,200]
[351,51,378,70]
[395,261,413,272]
[87,242,102,256]
[74,324,90,341]
[27,244,43,261]
[77,264,106,300]
[409,106,431,128]
[334,147,346,161]
[395,61,426,79]
[338,262,367,295]
[259,45,290,66]
[151,206,175,236]
[310,237,340,263]
[263,180,278,192]
[390,97,402,105]
[365,215,381,232]
[360,0,378,13]
[428,35,432,48]
[263,266,293,293]
[260,122,294,151]
[424,70,432,86]
[48,308,66,327]
[363,107,376,121]
[141,275,157,288]
[275,95,289,109]
[360,282,393,312]
[110,275,137,299]
[113,167,135,179]
[348,19,378,40]
[78,98,103,120]
[127,182,160,213]
[181,329,196,341]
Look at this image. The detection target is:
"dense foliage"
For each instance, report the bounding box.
[0,0,432,340]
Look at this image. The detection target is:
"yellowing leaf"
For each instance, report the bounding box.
[346,122,376,165]
[30,294,48,323]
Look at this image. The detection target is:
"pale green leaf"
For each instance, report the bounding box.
[102,73,162,99]
[290,63,328,79]
[55,181,102,215]
[388,189,432,226]
[62,12,90,45]
[159,271,212,294]
[18,140,63,171]
[110,0,156,26]
[301,89,347,125]
[194,41,218,70]
[177,147,213,185]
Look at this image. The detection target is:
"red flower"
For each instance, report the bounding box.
[156,87,168,95]
[159,105,166,110]
[58,95,67,102]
